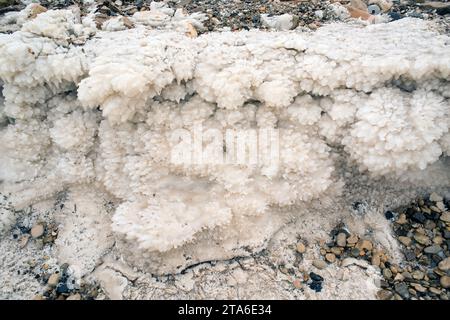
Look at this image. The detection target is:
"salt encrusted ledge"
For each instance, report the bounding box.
[0,6,449,274]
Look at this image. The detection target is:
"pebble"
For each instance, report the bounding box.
[413,233,430,245]
[66,293,81,300]
[313,259,327,270]
[438,257,450,271]
[412,270,424,280]
[424,245,442,254]
[401,271,412,280]
[350,248,360,257]
[346,234,358,245]
[396,214,407,224]
[19,235,29,248]
[309,272,324,282]
[47,273,60,287]
[394,273,404,281]
[377,289,393,300]
[429,287,441,295]
[330,247,341,255]
[296,242,306,254]
[436,202,445,211]
[356,239,373,251]
[440,212,450,223]
[398,236,411,247]
[336,232,347,247]
[292,279,302,289]
[429,192,443,202]
[325,253,336,263]
[440,276,450,289]
[371,254,381,267]
[383,268,392,279]
[411,283,427,293]
[31,224,45,239]
[411,212,426,224]
[394,282,410,299]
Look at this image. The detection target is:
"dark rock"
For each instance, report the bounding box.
[411,212,426,224]
[309,272,323,282]
[309,281,322,292]
[384,211,394,220]
[443,230,450,239]
[394,282,410,299]
[404,250,416,261]
[56,283,69,294]
[388,11,402,21]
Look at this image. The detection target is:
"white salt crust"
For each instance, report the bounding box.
[0,5,449,274]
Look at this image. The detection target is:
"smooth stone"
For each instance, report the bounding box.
[383,268,393,279]
[412,270,425,280]
[313,259,327,270]
[424,245,442,254]
[309,272,324,282]
[411,283,427,293]
[346,234,359,245]
[398,236,412,246]
[356,239,373,251]
[440,275,450,288]
[336,232,347,247]
[31,224,45,239]
[414,233,430,245]
[47,273,60,287]
[325,253,336,263]
[438,257,450,271]
[296,243,306,254]
[396,213,407,224]
[440,212,450,223]
[394,282,410,299]
[377,289,393,300]
[429,192,443,202]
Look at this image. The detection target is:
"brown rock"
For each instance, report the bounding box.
[47,273,60,287]
[336,232,347,247]
[31,224,45,239]
[330,247,342,255]
[440,275,450,289]
[292,279,302,289]
[346,234,359,245]
[313,259,327,270]
[396,213,407,224]
[377,289,393,300]
[296,242,306,254]
[383,268,392,279]
[371,254,381,267]
[356,239,373,251]
[325,253,336,263]
[440,212,450,223]
[398,236,412,247]
[438,257,450,272]
[345,5,374,22]
[414,233,430,245]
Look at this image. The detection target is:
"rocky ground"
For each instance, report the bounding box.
[310,193,450,300]
[1,0,450,32]
[1,190,448,300]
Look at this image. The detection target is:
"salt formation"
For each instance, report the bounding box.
[0,3,449,274]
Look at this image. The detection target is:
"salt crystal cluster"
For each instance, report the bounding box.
[0,3,449,273]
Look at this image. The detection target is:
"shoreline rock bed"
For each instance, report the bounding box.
[301,193,450,300]
[2,0,449,32]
